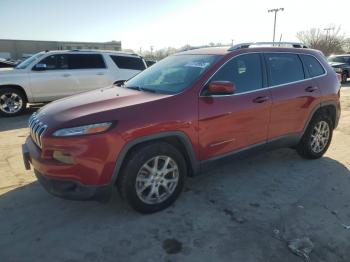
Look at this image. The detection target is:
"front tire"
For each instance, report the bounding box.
[117,142,187,213]
[0,87,27,117]
[296,114,333,159]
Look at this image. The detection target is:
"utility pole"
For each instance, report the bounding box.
[268,8,284,43]
[150,46,154,58]
[323,27,335,55]
[324,27,334,41]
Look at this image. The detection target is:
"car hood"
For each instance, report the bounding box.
[36,86,172,126]
[0,68,16,72]
[0,68,27,77]
[329,62,346,67]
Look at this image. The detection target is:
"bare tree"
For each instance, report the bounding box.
[297,25,345,56]
[141,46,178,61]
[343,38,350,54]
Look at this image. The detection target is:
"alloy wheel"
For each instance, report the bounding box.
[0,92,23,114]
[310,120,330,153]
[135,156,179,204]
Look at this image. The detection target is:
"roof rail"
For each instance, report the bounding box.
[228,42,308,51]
[69,49,99,52]
[67,49,139,56]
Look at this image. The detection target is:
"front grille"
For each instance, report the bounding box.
[28,113,47,149]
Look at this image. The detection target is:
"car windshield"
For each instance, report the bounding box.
[15,53,45,69]
[124,54,219,94]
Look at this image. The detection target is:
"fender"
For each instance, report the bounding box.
[0,84,31,101]
[301,103,321,135]
[300,100,340,138]
[301,100,339,136]
[111,131,200,184]
[320,100,340,129]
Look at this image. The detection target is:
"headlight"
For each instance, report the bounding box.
[53,122,113,137]
[334,67,342,73]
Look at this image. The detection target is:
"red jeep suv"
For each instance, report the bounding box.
[23,42,341,213]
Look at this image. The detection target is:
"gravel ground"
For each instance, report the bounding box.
[1,86,350,262]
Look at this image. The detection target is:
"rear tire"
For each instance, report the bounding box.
[296,113,333,159]
[117,142,187,213]
[341,72,348,84]
[0,87,27,117]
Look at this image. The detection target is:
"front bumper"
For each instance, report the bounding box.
[22,140,113,201]
[34,170,112,201]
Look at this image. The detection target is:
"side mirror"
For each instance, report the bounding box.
[114,80,126,86]
[207,81,236,95]
[33,63,47,71]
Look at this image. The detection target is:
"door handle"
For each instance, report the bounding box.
[96,72,105,76]
[305,86,318,92]
[253,96,270,103]
[62,73,71,77]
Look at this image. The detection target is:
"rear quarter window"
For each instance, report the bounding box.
[110,55,146,70]
[300,54,325,77]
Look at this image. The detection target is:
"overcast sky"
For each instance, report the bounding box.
[1,0,349,51]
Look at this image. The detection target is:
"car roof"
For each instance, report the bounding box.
[176,45,322,56]
[39,49,141,57]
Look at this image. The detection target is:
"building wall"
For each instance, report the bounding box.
[0,39,122,60]
[59,42,121,51]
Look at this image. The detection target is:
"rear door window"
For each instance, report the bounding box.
[208,53,263,94]
[300,55,325,78]
[68,54,106,69]
[265,53,304,86]
[110,55,146,70]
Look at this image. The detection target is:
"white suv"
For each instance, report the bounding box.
[0,50,147,116]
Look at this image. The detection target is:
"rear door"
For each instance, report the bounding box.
[265,53,322,139]
[68,53,109,93]
[109,55,146,80]
[29,54,78,101]
[198,53,272,160]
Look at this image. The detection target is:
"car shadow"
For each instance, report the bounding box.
[0,107,38,132]
[1,149,350,261]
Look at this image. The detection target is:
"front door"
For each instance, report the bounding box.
[198,53,272,160]
[29,54,78,102]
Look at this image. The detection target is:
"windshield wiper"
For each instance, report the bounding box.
[126,86,142,91]
[140,87,157,93]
